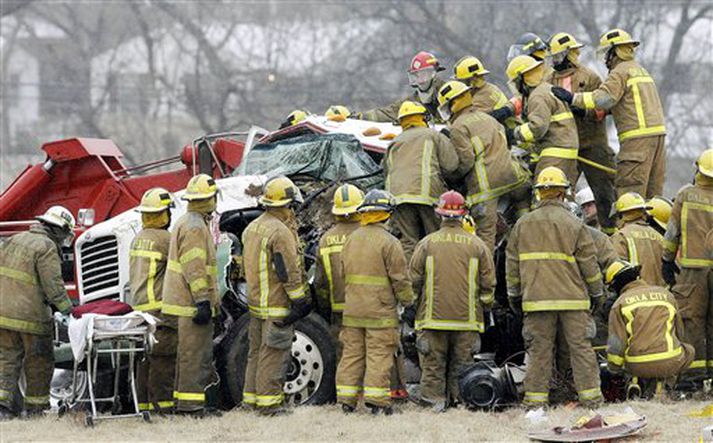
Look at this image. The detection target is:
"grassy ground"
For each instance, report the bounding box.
[1,400,711,442]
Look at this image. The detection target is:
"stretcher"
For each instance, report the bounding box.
[59,313,156,427]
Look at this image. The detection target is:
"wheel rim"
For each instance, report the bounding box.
[283,330,324,405]
[50,369,88,409]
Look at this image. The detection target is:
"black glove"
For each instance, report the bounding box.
[401,305,416,328]
[192,300,212,325]
[439,127,451,138]
[571,106,586,118]
[590,295,605,315]
[662,260,680,286]
[509,296,523,318]
[489,106,514,123]
[504,127,515,146]
[551,86,574,104]
[276,297,312,327]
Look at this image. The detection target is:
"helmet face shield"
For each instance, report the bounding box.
[551,50,568,66]
[437,101,452,122]
[507,44,526,62]
[408,66,436,90]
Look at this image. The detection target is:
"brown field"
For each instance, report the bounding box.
[1,400,711,442]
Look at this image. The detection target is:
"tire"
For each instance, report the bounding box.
[218,312,336,407]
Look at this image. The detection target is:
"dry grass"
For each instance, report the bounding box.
[1,400,711,442]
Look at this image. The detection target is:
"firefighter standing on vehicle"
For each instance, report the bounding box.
[453,56,510,114]
[384,101,459,260]
[409,191,496,411]
[546,32,617,233]
[358,51,446,123]
[279,110,308,129]
[336,190,414,415]
[0,206,75,419]
[662,149,713,388]
[437,80,531,250]
[606,260,694,385]
[610,192,666,287]
[553,29,666,199]
[130,188,177,413]
[506,167,604,408]
[242,176,310,416]
[314,184,365,355]
[505,55,580,187]
[161,174,220,417]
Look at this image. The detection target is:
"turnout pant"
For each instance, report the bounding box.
[578,144,617,232]
[391,204,440,262]
[336,327,398,408]
[672,267,713,381]
[0,329,53,412]
[138,324,177,412]
[470,199,498,252]
[522,310,602,406]
[626,343,694,379]
[174,317,215,411]
[417,329,478,404]
[615,135,665,199]
[242,317,293,410]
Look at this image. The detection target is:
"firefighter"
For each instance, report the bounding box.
[314,184,365,355]
[646,196,673,236]
[409,191,496,411]
[610,192,665,287]
[0,206,74,419]
[575,187,599,229]
[242,176,310,416]
[384,100,459,260]
[161,174,220,417]
[279,110,308,129]
[547,32,617,234]
[325,105,351,121]
[336,189,414,415]
[453,56,509,113]
[662,149,713,387]
[506,55,580,187]
[553,29,666,199]
[130,188,177,413]
[506,167,604,408]
[507,32,550,62]
[358,51,446,123]
[606,260,694,386]
[436,80,531,250]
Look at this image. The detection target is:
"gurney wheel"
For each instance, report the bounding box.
[111,400,122,415]
[57,402,68,418]
[85,416,94,428]
[142,411,151,423]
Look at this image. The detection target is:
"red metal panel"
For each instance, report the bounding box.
[42,138,125,163]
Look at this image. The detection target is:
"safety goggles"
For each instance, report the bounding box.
[408,67,436,89]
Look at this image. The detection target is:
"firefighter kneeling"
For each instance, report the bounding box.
[409,191,496,412]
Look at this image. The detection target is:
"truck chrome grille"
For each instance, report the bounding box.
[79,235,119,296]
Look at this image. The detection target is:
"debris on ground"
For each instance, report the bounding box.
[527,407,647,442]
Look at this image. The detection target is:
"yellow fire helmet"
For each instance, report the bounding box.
[549,32,584,56]
[325,105,351,120]
[453,56,490,80]
[646,196,673,230]
[136,187,174,213]
[182,174,218,201]
[505,55,542,82]
[397,100,428,120]
[332,183,365,216]
[696,148,713,178]
[605,259,637,286]
[612,192,652,216]
[259,176,303,208]
[436,80,472,121]
[534,166,570,189]
[462,214,476,235]
[597,28,640,58]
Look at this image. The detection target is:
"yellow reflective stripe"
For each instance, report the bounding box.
[393,194,438,205]
[626,346,682,363]
[689,360,707,369]
[345,274,390,286]
[255,394,284,407]
[167,260,182,273]
[342,316,399,328]
[681,258,713,267]
[519,252,576,263]
[138,401,174,411]
[506,275,520,285]
[471,136,491,193]
[524,392,549,402]
[466,173,527,205]
[0,389,11,400]
[539,147,578,159]
[626,237,639,266]
[550,111,574,122]
[189,278,208,292]
[206,265,217,276]
[621,300,679,363]
[578,388,602,400]
[134,301,162,312]
[286,285,307,300]
[662,239,677,253]
[424,256,435,325]
[319,245,343,309]
[681,201,713,267]
[130,249,163,260]
[248,305,290,318]
[0,266,37,286]
[179,247,207,264]
[577,156,617,175]
[519,123,535,142]
[421,139,433,200]
[131,249,162,310]
[468,257,478,323]
[582,92,596,109]
[173,391,205,401]
[415,319,485,332]
[336,385,361,397]
[627,76,652,130]
[522,299,590,311]
[242,392,256,405]
[618,125,666,141]
[259,238,269,309]
[138,402,152,411]
[608,353,625,366]
[162,303,197,317]
[0,316,47,334]
[585,272,602,284]
[24,395,49,405]
[363,387,389,398]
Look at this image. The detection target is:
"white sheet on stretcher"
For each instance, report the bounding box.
[68,312,158,362]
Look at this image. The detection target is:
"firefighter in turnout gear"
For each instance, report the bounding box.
[437,80,530,250]
[242,176,310,416]
[554,29,666,199]
[662,149,713,386]
[646,196,673,236]
[325,105,351,121]
[161,174,220,416]
[359,51,446,123]
[410,191,496,411]
[336,190,414,415]
[0,206,74,419]
[314,184,365,355]
[130,188,177,413]
[606,260,694,386]
[546,32,617,233]
[506,55,580,187]
[279,110,308,129]
[610,192,666,287]
[384,100,459,260]
[453,56,510,113]
[506,167,604,408]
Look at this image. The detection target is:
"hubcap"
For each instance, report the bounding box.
[283,331,323,405]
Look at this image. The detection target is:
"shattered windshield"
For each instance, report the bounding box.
[235,133,383,189]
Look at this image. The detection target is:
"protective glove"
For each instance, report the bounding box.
[401,305,416,328]
[505,127,515,146]
[489,106,514,123]
[509,296,523,318]
[662,260,680,286]
[276,298,312,327]
[192,300,212,325]
[551,86,574,104]
[571,107,586,118]
[440,127,451,138]
[590,295,605,315]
